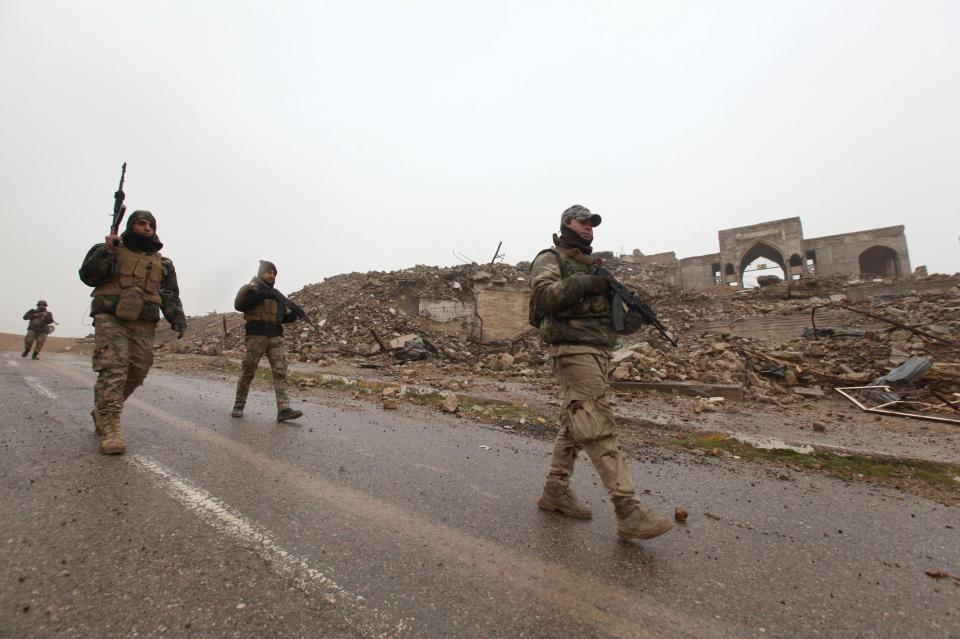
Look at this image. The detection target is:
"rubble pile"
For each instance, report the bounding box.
[162,255,959,411]
[608,280,960,406]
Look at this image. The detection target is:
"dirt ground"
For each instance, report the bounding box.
[0,331,83,354]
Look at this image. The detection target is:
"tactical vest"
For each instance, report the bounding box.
[243,297,282,324]
[28,312,50,332]
[92,247,163,303]
[530,247,616,348]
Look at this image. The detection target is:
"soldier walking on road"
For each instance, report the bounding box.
[529,205,673,541]
[22,300,55,359]
[79,210,187,455]
[231,261,303,422]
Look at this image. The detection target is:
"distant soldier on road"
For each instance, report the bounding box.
[529,204,673,541]
[231,260,303,422]
[79,210,187,455]
[22,300,55,359]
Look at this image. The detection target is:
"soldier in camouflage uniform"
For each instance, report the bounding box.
[22,300,55,359]
[79,210,187,455]
[530,205,673,541]
[231,261,303,422]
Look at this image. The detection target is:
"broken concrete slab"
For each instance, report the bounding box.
[793,387,826,398]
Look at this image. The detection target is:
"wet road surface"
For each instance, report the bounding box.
[1,352,958,638]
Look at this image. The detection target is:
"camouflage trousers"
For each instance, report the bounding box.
[24,329,47,354]
[92,313,156,423]
[234,335,290,411]
[546,350,642,514]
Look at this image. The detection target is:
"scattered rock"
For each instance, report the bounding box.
[674,507,688,522]
[441,394,459,413]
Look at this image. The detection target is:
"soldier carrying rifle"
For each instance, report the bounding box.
[231,260,313,422]
[529,204,674,541]
[79,164,187,454]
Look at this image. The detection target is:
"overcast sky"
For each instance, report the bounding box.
[2,1,957,337]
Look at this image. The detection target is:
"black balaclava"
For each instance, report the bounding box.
[122,210,163,253]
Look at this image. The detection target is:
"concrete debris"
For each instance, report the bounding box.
[153,258,959,412]
[441,394,459,413]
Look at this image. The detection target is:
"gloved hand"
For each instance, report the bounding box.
[578,274,610,295]
[172,323,187,339]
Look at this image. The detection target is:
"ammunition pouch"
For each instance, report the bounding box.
[115,287,145,321]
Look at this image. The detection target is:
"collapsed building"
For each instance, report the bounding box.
[676,217,911,290]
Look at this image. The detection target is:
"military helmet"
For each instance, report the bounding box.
[37,300,47,307]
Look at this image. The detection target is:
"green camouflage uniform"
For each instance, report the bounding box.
[79,211,186,441]
[233,267,298,411]
[530,238,648,520]
[23,307,54,356]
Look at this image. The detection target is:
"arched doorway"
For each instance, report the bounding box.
[859,246,900,278]
[739,242,786,288]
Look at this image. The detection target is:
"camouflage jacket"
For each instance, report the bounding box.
[23,309,54,332]
[79,244,186,326]
[530,242,618,349]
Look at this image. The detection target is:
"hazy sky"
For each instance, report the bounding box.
[2,1,957,337]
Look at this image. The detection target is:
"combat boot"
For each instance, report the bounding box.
[277,407,303,422]
[99,419,126,455]
[231,404,244,418]
[537,481,593,520]
[91,409,105,436]
[31,353,39,360]
[21,348,29,357]
[616,503,673,540]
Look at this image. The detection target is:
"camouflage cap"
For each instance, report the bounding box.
[258,260,278,277]
[37,300,47,307]
[561,204,601,227]
[126,210,157,230]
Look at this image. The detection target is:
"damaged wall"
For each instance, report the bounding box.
[475,288,529,342]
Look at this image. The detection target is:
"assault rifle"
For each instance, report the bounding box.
[110,162,127,247]
[258,284,321,331]
[595,266,678,347]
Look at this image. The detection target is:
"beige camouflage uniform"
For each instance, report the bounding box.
[530,205,672,540]
[23,305,54,357]
[79,211,186,454]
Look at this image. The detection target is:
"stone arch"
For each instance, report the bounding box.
[858,246,900,278]
[738,241,786,287]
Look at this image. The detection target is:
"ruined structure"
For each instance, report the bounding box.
[677,217,911,290]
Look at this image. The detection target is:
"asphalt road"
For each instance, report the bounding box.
[1,352,958,638]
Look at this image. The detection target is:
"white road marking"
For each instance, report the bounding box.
[23,376,57,399]
[129,455,408,638]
